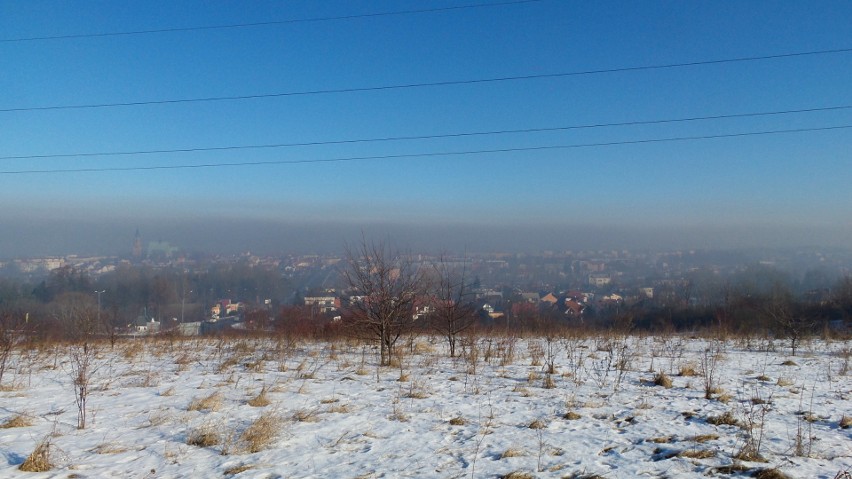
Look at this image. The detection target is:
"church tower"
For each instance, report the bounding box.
[133,228,143,259]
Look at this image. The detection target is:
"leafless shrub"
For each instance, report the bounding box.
[69,342,99,429]
[700,340,724,399]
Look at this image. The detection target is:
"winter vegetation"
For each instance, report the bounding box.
[0,330,850,478]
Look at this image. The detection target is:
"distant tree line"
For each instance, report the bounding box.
[1,254,851,356]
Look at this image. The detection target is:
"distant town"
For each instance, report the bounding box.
[2,229,851,340]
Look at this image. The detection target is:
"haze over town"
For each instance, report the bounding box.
[2,0,851,259]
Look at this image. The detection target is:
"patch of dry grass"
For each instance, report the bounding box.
[528,418,547,429]
[224,464,254,475]
[563,411,582,420]
[188,391,223,412]
[240,412,282,453]
[1,414,32,428]
[753,467,791,479]
[503,472,534,479]
[187,424,222,448]
[678,448,715,459]
[292,408,319,423]
[19,437,52,472]
[839,415,852,429]
[501,448,525,458]
[247,387,270,407]
[654,372,673,388]
[707,410,739,427]
[688,433,719,443]
[648,436,672,444]
[449,416,467,426]
[93,443,130,454]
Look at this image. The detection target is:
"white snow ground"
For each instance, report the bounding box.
[1,335,850,478]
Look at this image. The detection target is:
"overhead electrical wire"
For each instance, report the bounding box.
[1,124,848,175]
[0,0,544,43]
[2,104,850,161]
[2,47,850,113]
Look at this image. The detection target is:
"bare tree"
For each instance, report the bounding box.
[430,254,477,358]
[342,240,425,366]
[0,310,27,387]
[52,293,101,429]
[762,285,812,356]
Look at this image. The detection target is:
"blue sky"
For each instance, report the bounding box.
[1,1,851,255]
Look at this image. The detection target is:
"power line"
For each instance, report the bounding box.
[0,0,544,43]
[2,124,848,175]
[3,47,850,113]
[3,104,850,161]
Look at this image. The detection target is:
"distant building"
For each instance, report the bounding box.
[589,273,612,287]
[147,241,179,259]
[132,229,142,259]
[304,296,340,314]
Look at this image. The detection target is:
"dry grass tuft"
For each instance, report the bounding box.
[503,472,535,479]
[19,437,52,472]
[93,443,129,454]
[563,411,582,420]
[528,419,547,429]
[776,377,794,387]
[649,436,672,444]
[247,388,270,407]
[688,433,719,443]
[679,448,715,459]
[839,415,852,429]
[543,374,556,389]
[326,403,351,414]
[188,391,223,411]
[654,372,673,388]
[501,448,525,458]
[292,409,319,423]
[734,443,766,462]
[1,414,32,429]
[224,464,254,475]
[449,416,467,426]
[240,412,281,453]
[187,424,222,448]
[716,391,733,403]
[707,410,739,427]
[753,468,791,479]
[679,363,698,376]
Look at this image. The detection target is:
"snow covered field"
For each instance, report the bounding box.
[1,335,850,478]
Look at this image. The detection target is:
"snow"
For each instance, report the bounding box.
[1,335,850,478]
